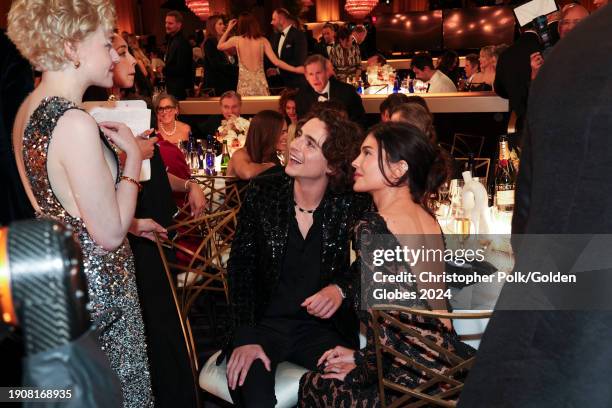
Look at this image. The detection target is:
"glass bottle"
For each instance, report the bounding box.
[220,141,230,176]
[494,135,516,212]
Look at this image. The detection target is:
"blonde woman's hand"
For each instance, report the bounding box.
[99,121,140,158]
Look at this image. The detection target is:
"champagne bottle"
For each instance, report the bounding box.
[495,135,516,212]
[220,140,230,176]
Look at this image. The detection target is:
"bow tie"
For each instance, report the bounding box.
[280,32,286,37]
[316,92,328,99]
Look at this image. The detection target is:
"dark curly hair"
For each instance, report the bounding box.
[299,109,363,191]
[368,122,451,214]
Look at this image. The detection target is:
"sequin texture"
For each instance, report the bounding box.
[23,96,154,407]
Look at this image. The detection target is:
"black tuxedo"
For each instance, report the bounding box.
[270,26,307,89]
[460,6,612,407]
[494,31,540,138]
[295,77,366,127]
[163,30,193,100]
[313,40,334,59]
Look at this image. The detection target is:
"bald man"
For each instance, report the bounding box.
[593,0,608,9]
[530,5,589,80]
[558,4,590,39]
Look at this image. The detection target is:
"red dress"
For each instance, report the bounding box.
[156,134,190,208]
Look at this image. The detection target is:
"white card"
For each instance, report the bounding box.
[83,101,152,181]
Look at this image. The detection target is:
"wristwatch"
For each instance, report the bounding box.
[334,284,346,299]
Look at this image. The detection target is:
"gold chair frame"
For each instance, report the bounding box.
[371,305,492,408]
[453,157,491,184]
[450,134,485,158]
[154,209,238,397]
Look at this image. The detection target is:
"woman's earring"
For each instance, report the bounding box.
[73,60,81,69]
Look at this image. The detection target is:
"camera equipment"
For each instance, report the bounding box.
[1,219,123,407]
[532,15,554,55]
[0,219,90,354]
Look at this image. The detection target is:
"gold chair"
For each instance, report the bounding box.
[154,209,239,399]
[193,175,248,214]
[371,305,492,408]
[450,134,485,158]
[453,157,491,184]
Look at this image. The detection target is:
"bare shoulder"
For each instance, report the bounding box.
[53,109,100,144]
[178,121,191,133]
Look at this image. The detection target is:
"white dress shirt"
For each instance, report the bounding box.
[277,25,292,57]
[316,81,331,102]
[427,70,458,93]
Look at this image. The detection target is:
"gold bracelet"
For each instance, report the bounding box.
[184,179,194,192]
[119,175,142,191]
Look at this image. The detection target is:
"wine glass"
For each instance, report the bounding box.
[451,205,472,248]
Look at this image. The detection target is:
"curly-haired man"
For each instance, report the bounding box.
[223,109,370,406]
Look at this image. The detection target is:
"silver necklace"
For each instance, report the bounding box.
[160,120,177,136]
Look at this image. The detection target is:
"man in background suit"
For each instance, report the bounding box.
[295,55,366,127]
[460,5,612,407]
[313,23,336,59]
[163,11,193,100]
[266,8,307,89]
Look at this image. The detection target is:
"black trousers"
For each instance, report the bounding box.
[228,318,351,408]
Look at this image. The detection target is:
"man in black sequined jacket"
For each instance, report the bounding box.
[223,109,370,407]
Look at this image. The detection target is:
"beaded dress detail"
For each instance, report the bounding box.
[236,40,270,96]
[22,96,154,407]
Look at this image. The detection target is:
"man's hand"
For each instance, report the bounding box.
[187,181,206,217]
[226,344,271,390]
[301,285,343,319]
[530,52,544,80]
[129,218,167,242]
[135,136,159,160]
[266,67,279,77]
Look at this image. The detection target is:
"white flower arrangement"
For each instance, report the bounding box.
[217,116,251,155]
[367,64,396,86]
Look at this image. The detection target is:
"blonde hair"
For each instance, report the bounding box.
[7,0,116,71]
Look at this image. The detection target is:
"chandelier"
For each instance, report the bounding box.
[344,0,378,19]
[185,0,210,20]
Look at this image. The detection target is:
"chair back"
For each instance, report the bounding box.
[371,305,492,408]
[453,157,491,184]
[451,134,485,157]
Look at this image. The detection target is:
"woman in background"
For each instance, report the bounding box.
[278,88,299,149]
[226,110,287,180]
[436,49,461,86]
[203,15,238,96]
[329,26,361,82]
[110,32,201,407]
[469,45,497,91]
[217,13,304,96]
[154,93,191,145]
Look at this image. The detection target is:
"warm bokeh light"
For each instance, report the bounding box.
[345,0,379,19]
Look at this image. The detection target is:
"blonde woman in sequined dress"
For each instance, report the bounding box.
[7,1,154,406]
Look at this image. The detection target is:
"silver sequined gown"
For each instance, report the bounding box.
[22,96,154,407]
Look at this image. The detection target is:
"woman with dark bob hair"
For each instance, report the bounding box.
[299,122,471,407]
[226,110,288,180]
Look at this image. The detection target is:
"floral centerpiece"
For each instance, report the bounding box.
[217,115,250,156]
[366,64,396,86]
